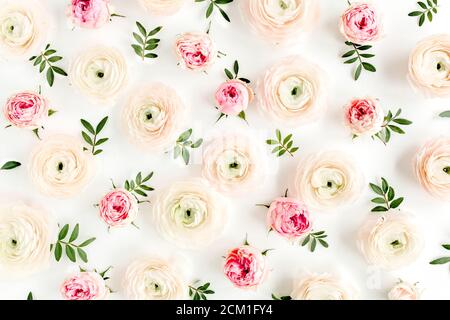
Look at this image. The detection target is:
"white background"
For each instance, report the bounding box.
[0,0,450,300]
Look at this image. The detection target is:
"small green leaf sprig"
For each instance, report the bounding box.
[173,129,203,165]
[439,111,450,118]
[196,0,233,27]
[301,231,329,252]
[271,293,292,300]
[369,177,404,212]
[131,22,162,61]
[0,161,21,170]
[266,129,299,158]
[189,282,215,300]
[408,0,439,26]
[123,171,154,201]
[81,116,109,156]
[29,44,67,87]
[372,109,412,145]
[216,60,251,123]
[342,41,376,80]
[51,224,96,263]
[27,292,33,300]
[430,244,450,266]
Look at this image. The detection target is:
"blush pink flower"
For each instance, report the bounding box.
[99,188,138,228]
[68,0,111,29]
[267,197,312,240]
[3,91,49,129]
[339,3,381,45]
[60,271,109,300]
[174,32,215,71]
[224,245,267,289]
[344,97,384,136]
[215,80,254,116]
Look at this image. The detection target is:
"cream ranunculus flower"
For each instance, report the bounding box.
[357,209,424,270]
[414,138,450,201]
[202,134,266,194]
[139,0,185,16]
[122,83,186,152]
[152,179,228,249]
[388,280,421,300]
[0,203,56,278]
[239,0,319,44]
[408,34,450,97]
[69,46,128,104]
[123,257,186,300]
[28,134,95,198]
[258,56,327,127]
[291,273,356,300]
[293,151,364,211]
[0,1,47,56]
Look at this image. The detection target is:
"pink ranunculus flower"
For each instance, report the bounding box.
[61,271,109,300]
[3,91,49,129]
[68,0,111,29]
[388,281,421,300]
[339,3,381,45]
[224,245,267,289]
[99,188,138,228]
[267,197,312,240]
[174,32,215,71]
[215,80,254,116]
[344,97,384,136]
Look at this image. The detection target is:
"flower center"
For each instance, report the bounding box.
[11,239,17,246]
[443,166,450,175]
[279,0,288,9]
[437,62,442,71]
[97,71,104,78]
[390,239,402,249]
[229,162,240,169]
[9,25,14,31]
[146,112,153,120]
[327,181,333,188]
[57,162,64,171]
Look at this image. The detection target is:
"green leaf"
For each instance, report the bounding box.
[442,244,450,250]
[419,14,425,26]
[359,53,375,58]
[271,146,283,154]
[362,62,376,72]
[145,43,158,50]
[390,197,404,209]
[44,49,56,56]
[80,119,95,134]
[52,66,67,76]
[1,161,21,170]
[27,292,33,300]
[54,242,62,261]
[369,183,384,195]
[177,129,192,142]
[278,149,286,157]
[144,53,158,59]
[430,257,450,265]
[82,131,93,145]
[48,109,57,116]
[142,172,153,182]
[46,68,54,87]
[39,61,46,73]
[131,44,143,57]
[387,187,395,201]
[290,147,299,154]
[224,68,234,80]
[371,206,388,212]
[58,224,69,240]
[133,32,144,45]
[96,116,108,134]
[392,118,412,125]
[310,238,317,252]
[357,45,372,51]
[354,64,362,80]
[65,245,76,262]
[371,197,386,204]
[427,10,433,21]
[69,224,79,242]
[301,234,310,246]
[174,145,181,159]
[318,239,329,248]
[439,111,450,118]
[276,129,282,141]
[134,189,147,197]
[182,147,190,165]
[191,139,203,148]
[381,177,389,193]
[233,60,239,76]
[206,3,214,18]
[388,125,405,134]
[136,21,146,36]
[95,138,109,146]
[77,248,88,263]
[136,172,142,185]
[283,134,292,145]
[237,111,246,121]
[342,50,355,58]
[93,149,103,155]
[148,26,162,36]
[78,237,96,247]
[344,57,358,64]
[266,139,278,145]
[218,7,230,22]
[418,2,427,10]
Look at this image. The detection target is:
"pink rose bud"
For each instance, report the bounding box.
[99,188,138,228]
[3,91,49,129]
[344,97,384,136]
[68,0,111,29]
[174,32,215,71]
[339,3,381,45]
[215,80,254,116]
[60,272,109,300]
[267,197,312,240]
[224,245,267,289]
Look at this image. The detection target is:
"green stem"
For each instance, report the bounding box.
[351,42,364,69]
[59,241,80,248]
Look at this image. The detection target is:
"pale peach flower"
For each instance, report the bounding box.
[388,281,421,300]
[291,273,357,300]
[139,0,185,16]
